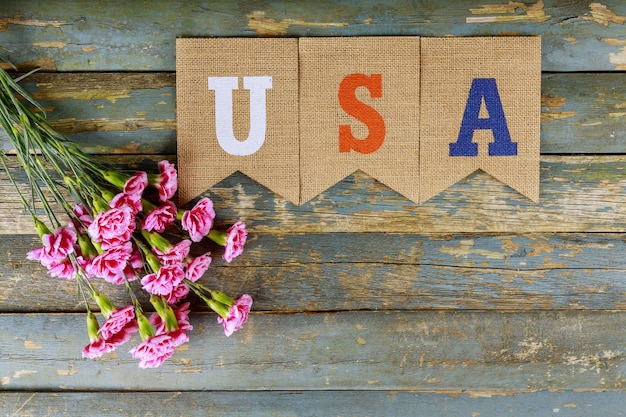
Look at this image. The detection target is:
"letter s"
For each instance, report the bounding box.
[338,73,386,154]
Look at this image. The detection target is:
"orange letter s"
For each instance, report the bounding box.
[338,73,386,154]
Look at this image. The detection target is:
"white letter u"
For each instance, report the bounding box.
[208,76,272,156]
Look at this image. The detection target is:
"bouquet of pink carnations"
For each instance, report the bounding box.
[0,63,251,368]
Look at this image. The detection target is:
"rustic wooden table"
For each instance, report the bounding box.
[1,1,625,415]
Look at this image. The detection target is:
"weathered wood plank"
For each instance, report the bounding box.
[541,73,626,153]
[0,1,625,72]
[1,311,624,391]
[2,72,625,154]
[1,391,625,417]
[4,155,626,235]
[2,233,626,313]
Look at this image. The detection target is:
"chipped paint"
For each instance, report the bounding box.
[32,89,130,103]
[513,338,552,361]
[32,41,67,49]
[247,10,347,36]
[12,370,37,378]
[174,368,203,373]
[541,95,566,108]
[439,240,506,259]
[603,38,626,70]
[467,0,550,23]
[0,16,66,31]
[604,38,626,46]
[582,3,626,26]
[48,118,176,134]
[541,111,576,122]
[24,340,42,349]
[81,45,97,52]
[563,37,577,43]
[609,47,626,70]
[56,367,78,376]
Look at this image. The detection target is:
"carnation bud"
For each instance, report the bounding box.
[102,170,129,189]
[32,217,51,239]
[91,239,103,254]
[150,294,166,313]
[144,252,161,273]
[100,189,116,203]
[210,290,235,307]
[86,311,100,342]
[207,299,230,319]
[93,292,115,318]
[141,230,171,253]
[136,311,155,341]
[149,296,178,330]
[160,304,179,332]
[92,196,109,213]
[208,230,227,247]
[77,234,98,258]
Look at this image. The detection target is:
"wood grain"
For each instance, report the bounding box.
[0,1,625,72]
[1,311,624,391]
[2,232,625,313]
[3,155,626,235]
[1,72,625,155]
[1,0,625,409]
[1,391,625,417]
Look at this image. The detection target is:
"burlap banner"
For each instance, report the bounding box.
[176,38,300,205]
[419,37,541,203]
[176,37,541,206]
[299,37,420,204]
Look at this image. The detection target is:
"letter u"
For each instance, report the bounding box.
[208,76,273,156]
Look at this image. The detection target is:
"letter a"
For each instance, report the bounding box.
[208,76,273,156]
[338,73,386,154]
[449,78,517,157]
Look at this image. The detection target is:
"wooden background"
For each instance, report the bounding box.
[1,0,626,415]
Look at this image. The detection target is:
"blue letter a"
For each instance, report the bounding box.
[449,78,517,157]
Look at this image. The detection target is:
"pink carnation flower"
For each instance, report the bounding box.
[185,253,211,282]
[88,206,135,250]
[82,324,139,359]
[86,243,132,284]
[82,306,138,359]
[82,338,112,359]
[218,294,253,337]
[151,302,193,335]
[142,201,177,232]
[154,239,191,266]
[155,160,178,203]
[46,258,76,279]
[181,198,215,242]
[27,226,77,267]
[124,171,148,197]
[129,334,178,368]
[164,282,190,305]
[98,305,138,340]
[223,222,247,263]
[141,263,185,296]
[121,247,144,281]
[73,204,93,231]
[110,192,142,216]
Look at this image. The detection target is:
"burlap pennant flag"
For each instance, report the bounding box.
[176,38,300,205]
[419,37,541,203]
[299,37,421,204]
